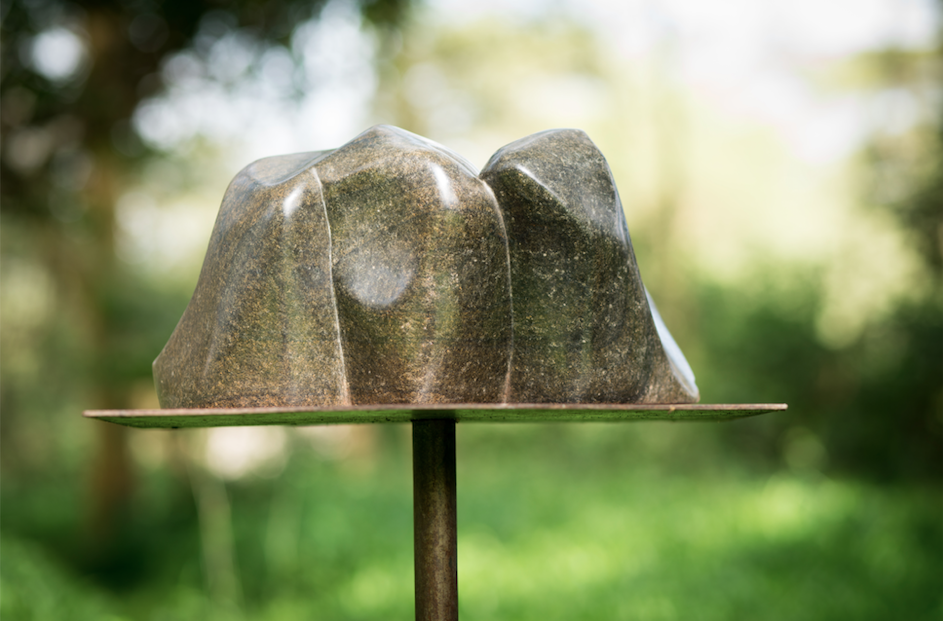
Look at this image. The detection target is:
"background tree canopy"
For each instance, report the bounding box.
[1,0,940,618]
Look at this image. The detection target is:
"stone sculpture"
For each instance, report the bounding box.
[153,125,699,408]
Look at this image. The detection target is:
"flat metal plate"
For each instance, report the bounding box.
[83,403,786,428]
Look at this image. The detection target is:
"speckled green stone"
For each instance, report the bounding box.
[154,125,698,408]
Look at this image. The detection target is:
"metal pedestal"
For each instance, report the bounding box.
[412,418,458,621]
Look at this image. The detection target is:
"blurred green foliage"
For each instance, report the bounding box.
[689,268,942,481]
[1,0,941,618]
[3,428,941,620]
[1,536,126,620]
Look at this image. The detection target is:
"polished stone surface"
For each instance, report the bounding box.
[154,125,699,408]
[481,129,696,403]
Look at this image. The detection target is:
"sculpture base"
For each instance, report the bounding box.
[83,402,785,428]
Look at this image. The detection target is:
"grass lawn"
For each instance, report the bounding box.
[3,422,940,620]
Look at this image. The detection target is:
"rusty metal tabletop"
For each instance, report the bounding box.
[83,403,785,428]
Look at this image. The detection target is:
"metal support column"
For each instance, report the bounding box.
[412,418,458,621]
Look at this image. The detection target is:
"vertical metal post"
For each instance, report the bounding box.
[412,417,458,621]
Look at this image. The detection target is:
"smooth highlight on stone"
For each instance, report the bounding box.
[154,125,699,408]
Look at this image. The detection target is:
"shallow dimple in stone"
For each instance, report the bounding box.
[336,238,417,308]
